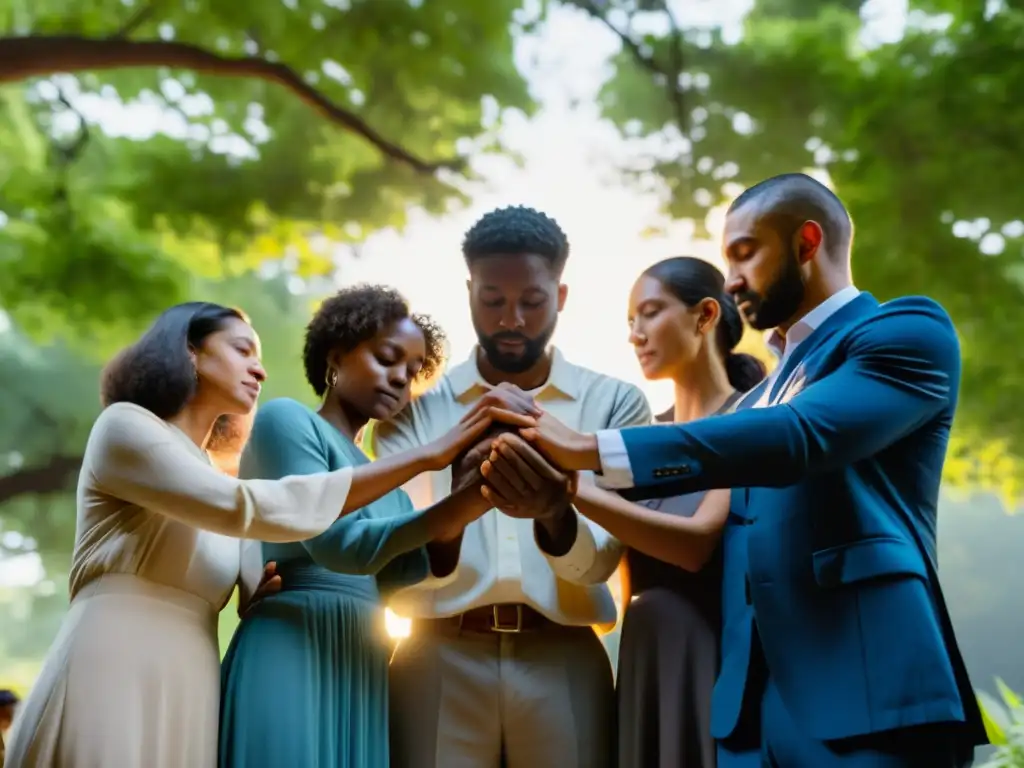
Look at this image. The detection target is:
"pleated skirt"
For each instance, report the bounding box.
[218,562,391,768]
[5,573,221,768]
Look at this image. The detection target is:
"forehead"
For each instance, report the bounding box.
[629,274,673,305]
[723,205,761,250]
[374,317,425,355]
[220,317,261,355]
[470,254,556,290]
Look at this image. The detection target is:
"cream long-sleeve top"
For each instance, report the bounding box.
[68,402,353,609]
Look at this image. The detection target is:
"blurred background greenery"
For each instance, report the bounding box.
[2,1,1023,760]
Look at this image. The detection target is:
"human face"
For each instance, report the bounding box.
[468,254,566,374]
[191,317,266,414]
[628,274,718,381]
[722,207,806,331]
[332,317,427,421]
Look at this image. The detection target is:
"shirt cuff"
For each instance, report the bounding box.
[595,429,635,489]
[538,507,597,582]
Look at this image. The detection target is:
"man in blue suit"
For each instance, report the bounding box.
[513,174,988,766]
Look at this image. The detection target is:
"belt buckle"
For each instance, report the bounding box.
[491,605,523,633]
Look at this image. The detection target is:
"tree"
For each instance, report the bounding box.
[569,0,1024,498]
[0,0,532,343]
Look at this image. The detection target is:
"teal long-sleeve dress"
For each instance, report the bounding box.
[218,398,433,768]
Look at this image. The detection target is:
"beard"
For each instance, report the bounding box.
[474,318,556,374]
[734,246,806,331]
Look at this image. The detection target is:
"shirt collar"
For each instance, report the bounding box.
[766,285,862,357]
[448,346,580,403]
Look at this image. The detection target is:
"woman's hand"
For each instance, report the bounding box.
[422,406,536,472]
[519,411,602,472]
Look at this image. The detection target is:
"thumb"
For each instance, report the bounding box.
[520,428,539,442]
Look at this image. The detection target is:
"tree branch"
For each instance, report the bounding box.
[0,454,82,506]
[568,0,689,132]
[0,35,463,175]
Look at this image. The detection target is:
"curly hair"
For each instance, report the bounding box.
[461,205,570,275]
[303,284,447,397]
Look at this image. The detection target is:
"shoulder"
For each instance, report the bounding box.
[846,296,959,362]
[90,402,169,446]
[573,362,650,414]
[251,398,321,439]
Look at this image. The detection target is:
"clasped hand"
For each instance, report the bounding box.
[451,383,586,520]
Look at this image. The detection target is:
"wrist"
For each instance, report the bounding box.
[578,433,601,472]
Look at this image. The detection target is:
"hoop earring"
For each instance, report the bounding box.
[325,368,338,389]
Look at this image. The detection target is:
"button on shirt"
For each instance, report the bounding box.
[368,347,652,625]
[596,286,862,487]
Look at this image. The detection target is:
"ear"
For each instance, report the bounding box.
[696,298,721,337]
[466,277,472,296]
[557,283,568,312]
[795,221,823,263]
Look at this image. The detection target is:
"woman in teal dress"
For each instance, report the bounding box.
[219,286,502,767]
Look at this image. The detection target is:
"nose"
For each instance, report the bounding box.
[724,273,745,296]
[499,304,525,330]
[388,367,409,390]
[628,318,647,347]
[249,361,267,383]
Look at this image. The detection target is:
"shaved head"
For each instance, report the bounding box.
[728,173,853,259]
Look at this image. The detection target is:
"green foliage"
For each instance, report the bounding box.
[580,0,1024,493]
[0,0,532,344]
[977,680,1024,767]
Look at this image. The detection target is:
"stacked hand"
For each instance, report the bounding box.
[442,383,597,521]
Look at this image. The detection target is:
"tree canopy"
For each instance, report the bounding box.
[0,0,532,344]
[571,0,1024,498]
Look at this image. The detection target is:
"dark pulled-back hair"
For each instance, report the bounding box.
[101,302,247,418]
[461,205,570,275]
[643,257,767,392]
[303,284,447,397]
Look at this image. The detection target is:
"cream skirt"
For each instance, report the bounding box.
[4,574,221,768]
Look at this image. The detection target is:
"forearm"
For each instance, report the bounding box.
[343,446,433,515]
[534,505,578,556]
[573,485,719,572]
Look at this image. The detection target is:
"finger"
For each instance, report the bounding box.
[487,448,533,494]
[480,482,516,510]
[494,440,544,490]
[486,407,536,429]
[458,398,487,424]
[495,434,563,483]
[265,575,282,592]
[458,412,494,445]
[481,460,524,503]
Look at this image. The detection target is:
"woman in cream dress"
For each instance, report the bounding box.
[4,302,511,768]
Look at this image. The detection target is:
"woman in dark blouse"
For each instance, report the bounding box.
[614,257,766,768]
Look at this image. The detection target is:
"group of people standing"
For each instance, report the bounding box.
[3,173,987,768]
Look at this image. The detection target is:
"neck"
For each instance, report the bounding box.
[475,346,554,392]
[167,403,221,450]
[317,394,367,441]
[777,271,853,335]
[671,355,735,424]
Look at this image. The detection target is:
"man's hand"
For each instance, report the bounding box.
[482,434,580,555]
[481,433,576,518]
[239,561,281,618]
[519,411,602,472]
[459,382,542,423]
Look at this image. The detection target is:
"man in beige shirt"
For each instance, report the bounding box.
[370,206,651,768]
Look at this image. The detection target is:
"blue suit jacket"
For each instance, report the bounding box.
[615,294,986,747]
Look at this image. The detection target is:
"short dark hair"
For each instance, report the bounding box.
[461,206,570,275]
[101,302,247,418]
[643,257,767,392]
[728,173,853,253]
[303,284,446,397]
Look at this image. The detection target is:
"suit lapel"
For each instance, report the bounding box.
[768,293,879,403]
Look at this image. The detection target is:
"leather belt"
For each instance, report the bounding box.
[423,604,551,634]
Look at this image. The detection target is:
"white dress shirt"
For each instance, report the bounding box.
[367,347,652,625]
[596,286,862,488]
